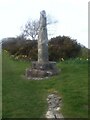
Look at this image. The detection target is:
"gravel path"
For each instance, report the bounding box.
[46,93,64,119]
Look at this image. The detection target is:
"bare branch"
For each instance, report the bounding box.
[21,15,58,40]
[47,14,58,25]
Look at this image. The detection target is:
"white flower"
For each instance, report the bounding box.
[61,58,64,61]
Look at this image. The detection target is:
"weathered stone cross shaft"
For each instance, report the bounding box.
[38,10,48,63]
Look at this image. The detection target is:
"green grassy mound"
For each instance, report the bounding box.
[0,52,2,119]
[2,51,88,118]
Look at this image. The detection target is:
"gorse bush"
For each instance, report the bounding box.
[49,36,81,61]
[2,35,86,61]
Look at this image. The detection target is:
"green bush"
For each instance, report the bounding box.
[49,36,81,61]
[2,36,85,61]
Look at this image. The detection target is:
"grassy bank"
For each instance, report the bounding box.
[2,51,88,118]
[0,52,2,118]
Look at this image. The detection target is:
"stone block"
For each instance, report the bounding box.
[26,61,59,79]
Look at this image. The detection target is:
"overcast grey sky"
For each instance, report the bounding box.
[0,0,88,47]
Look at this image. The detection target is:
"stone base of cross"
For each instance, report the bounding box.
[26,61,59,79]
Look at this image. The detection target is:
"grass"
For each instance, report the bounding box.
[0,52,2,119]
[2,51,88,118]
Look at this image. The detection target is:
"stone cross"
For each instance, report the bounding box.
[26,10,59,79]
[38,10,48,63]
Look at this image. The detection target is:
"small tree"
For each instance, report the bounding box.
[22,20,39,40]
[22,15,58,40]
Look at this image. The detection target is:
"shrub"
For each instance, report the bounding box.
[2,36,83,61]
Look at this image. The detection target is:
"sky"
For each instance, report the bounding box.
[0,0,88,48]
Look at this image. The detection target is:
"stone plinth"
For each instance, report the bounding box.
[26,61,59,79]
[32,61,56,70]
